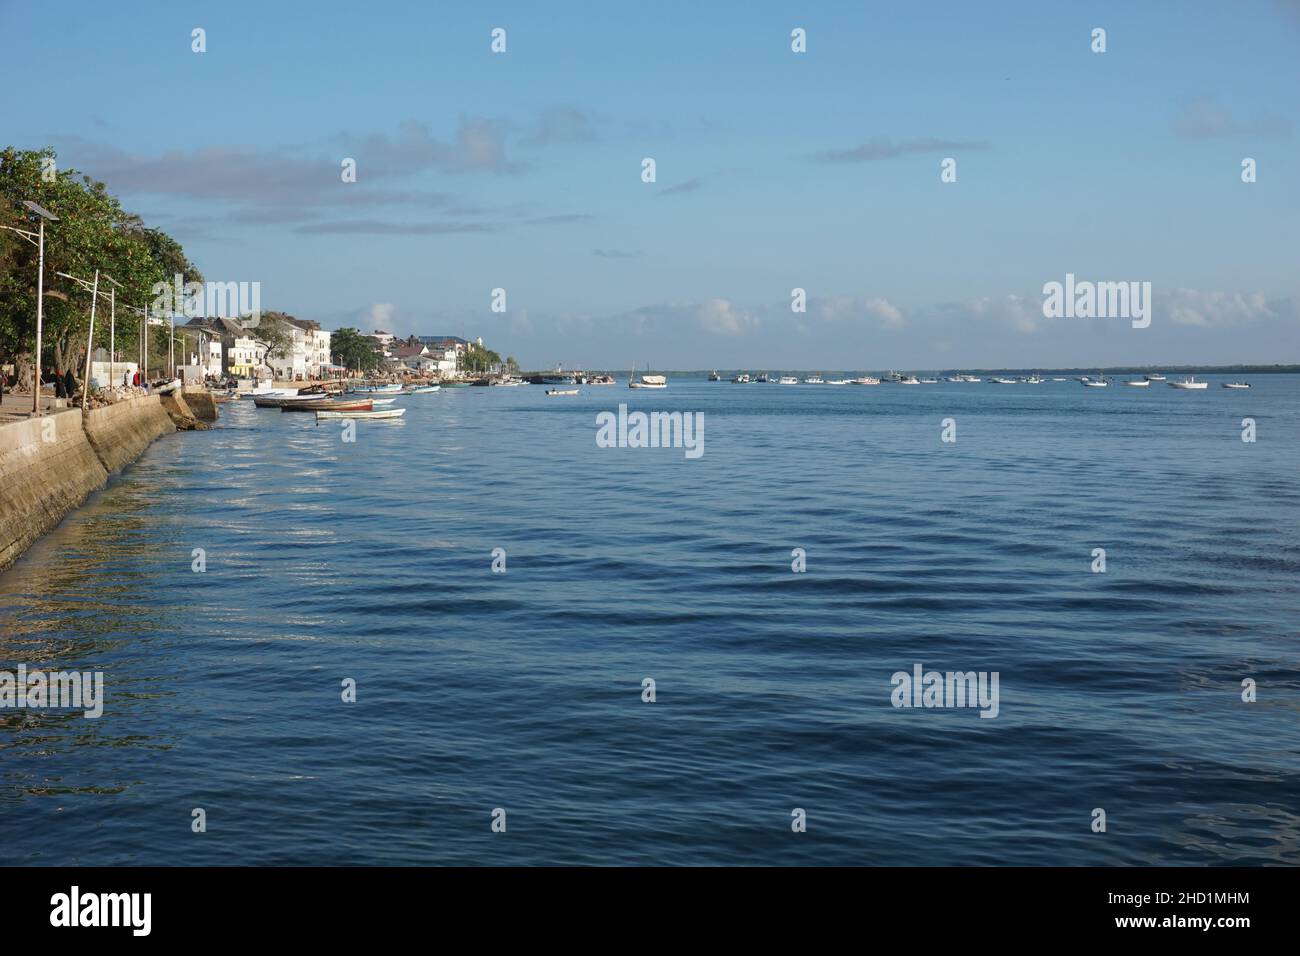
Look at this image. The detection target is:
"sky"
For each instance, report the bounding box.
[1,0,1298,369]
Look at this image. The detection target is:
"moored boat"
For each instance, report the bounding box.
[315,407,406,420]
[1123,379,1150,387]
[283,398,374,412]
[545,388,580,396]
[1168,376,1208,390]
[1223,381,1251,389]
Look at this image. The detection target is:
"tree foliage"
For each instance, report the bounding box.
[0,146,203,380]
[331,327,381,373]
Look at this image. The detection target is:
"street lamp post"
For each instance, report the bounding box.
[1,200,59,415]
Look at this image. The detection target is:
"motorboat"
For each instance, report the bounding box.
[1222,382,1251,389]
[850,376,881,385]
[545,388,580,396]
[1123,379,1150,387]
[731,373,751,383]
[778,376,798,385]
[1168,376,1208,390]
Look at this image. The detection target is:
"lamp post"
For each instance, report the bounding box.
[54,269,108,410]
[104,275,121,389]
[1,200,59,415]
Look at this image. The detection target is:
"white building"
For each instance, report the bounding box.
[265,319,331,381]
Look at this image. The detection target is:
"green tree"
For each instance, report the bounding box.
[0,146,202,386]
[330,327,381,373]
[244,310,296,377]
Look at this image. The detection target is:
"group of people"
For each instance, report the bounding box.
[122,369,148,389]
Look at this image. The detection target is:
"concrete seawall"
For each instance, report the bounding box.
[0,393,209,574]
[83,395,178,474]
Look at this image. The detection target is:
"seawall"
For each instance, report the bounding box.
[83,395,178,474]
[0,392,208,574]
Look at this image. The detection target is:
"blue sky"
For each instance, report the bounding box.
[1,0,1297,368]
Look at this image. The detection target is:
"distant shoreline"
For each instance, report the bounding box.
[526,364,1300,376]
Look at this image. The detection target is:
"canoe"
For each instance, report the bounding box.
[282,398,373,412]
[315,408,406,421]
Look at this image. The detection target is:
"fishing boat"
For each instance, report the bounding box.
[545,388,580,396]
[919,377,939,384]
[804,375,825,384]
[1082,377,1109,387]
[402,384,440,394]
[1222,381,1251,389]
[279,398,371,413]
[253,393,320,408]
[353,383,402,393]
[962,375,982,383]
[1144,373,1167,381]
[850,376,880,385]
[586,374,616,385]
[1023,375,1044,384]
[1123,379,1150,387]
[708,370,721,381]
[731,373,751,383]
[628,364,667,388]
[991,377,1018,385]
[778,376,798,385]
[1168,376,1208,390]
[315,407,406,421]
[439,380,470,388]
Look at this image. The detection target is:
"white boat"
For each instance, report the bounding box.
[825,379,851,385]
[850,376,880,385]
[961,375,982,383]
[1168,376,1208,390]
[1082,379,1109,387]
[1023,375,1044,384]
[898,375,920,385]
[628,364,667,388]
[354,383,402,393]
[370,398,397,405]
[778,376,798,385]
[919,378,939,384]
[803,375,824,384]
[1223,382,1251,389]
[991,377,1017,385]
[545,388,579,396]
[1124,379,1150,387]
[1052,377,1067,382]
[315,407,406,420]
[731,373,751,384]
[945,376,963,383]
[1144,373,1167,381]
[403,385,440,394]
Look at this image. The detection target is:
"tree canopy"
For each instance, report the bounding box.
[0,146,203,378]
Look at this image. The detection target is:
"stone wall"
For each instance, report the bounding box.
[0,409,109,573]
[0,392,209,574]
[83,395,177,474]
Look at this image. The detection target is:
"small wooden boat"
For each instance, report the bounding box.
[315,407,406,421]
[545,388,579,396]
[282,398,374,412]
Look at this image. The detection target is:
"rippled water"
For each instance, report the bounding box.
[1,375,1297,865]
